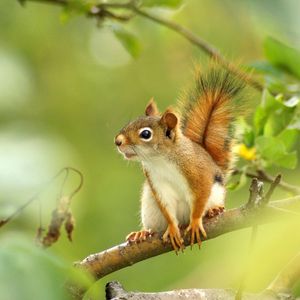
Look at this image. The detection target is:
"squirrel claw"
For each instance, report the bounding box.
[126,229,153,243]
[205,206,225,219]
[162,224,184,253]
[185,218,207,249]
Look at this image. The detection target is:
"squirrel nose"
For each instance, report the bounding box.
[115,135,124,146]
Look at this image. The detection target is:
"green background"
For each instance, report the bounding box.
[0,1,300,299]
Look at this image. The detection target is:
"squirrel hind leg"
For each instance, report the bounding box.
[205,206,225,219]
[204,182,226,217]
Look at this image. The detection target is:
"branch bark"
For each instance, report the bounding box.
[65,179,300,300]
[75,195,300,282]
[106,250,300,299]
[105,280,300,300]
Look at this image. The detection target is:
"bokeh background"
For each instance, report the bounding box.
[0,0,300,299]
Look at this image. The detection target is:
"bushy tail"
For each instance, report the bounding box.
[179,67,245,173]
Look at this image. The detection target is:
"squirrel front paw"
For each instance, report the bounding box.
[162,223,184,254]
[185,217,207,248]
[126,229,153,243]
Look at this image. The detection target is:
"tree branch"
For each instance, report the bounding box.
[256,170,300,195]
[105,280,300,300]
[63,179,299,300]
[74,194,300,285]
[23,0,263,92]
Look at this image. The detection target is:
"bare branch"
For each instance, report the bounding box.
[235,176,281,300]
[256,170,300,195]
[263,174,282,204]
[105,281,298,300]
[130,5,263,92]
[232,169,300,195]
[75,195,300,284]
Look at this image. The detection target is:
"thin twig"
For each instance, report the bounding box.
[263,174,282,204]
[130,5,263,92]
[0,167,83,228]
[236,179,263,300]
[22,0,263,92]
[236,176,281,300]
[257,170,300,195]
[233,169,300,195]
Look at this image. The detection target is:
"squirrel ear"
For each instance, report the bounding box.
[160,110,178,130]
[145,98,159,116]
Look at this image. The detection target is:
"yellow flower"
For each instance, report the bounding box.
[235,143,256,161]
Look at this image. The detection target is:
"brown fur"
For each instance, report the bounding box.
[179,67,245,173]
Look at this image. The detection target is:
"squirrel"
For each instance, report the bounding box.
[114,66,245,252]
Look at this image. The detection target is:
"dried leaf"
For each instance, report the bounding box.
[65,211,75,242]
[42,196,68,247]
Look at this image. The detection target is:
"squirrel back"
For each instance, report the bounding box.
[179,67,245,174]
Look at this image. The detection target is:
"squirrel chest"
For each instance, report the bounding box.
[143,157,193,224]
[142,156,226,228]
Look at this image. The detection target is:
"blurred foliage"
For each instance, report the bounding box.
[0,234,93,300]
[0,0,300,299]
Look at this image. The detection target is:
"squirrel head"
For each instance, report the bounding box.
[115,98,180,161]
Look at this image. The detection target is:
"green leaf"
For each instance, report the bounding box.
[142,0,183,8]
[256,136,298,169]
[254,89,278,136]
[276,151,297,169]
[111,25,141,59]
[254,106,268,136]
[60,0,90,24]
[237,118,255,147]
[67,0,89,13]
[277,129,299,151]
[248,61,283,77]
[254,89,296,137]
[264,37,300,80]
[264,106,295,136]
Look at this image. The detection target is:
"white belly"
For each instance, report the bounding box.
[143,158,192,226]
[141,159,226,232]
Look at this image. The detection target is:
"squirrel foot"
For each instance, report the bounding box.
[162,223,184,254]
[126,229,153,243]
[205,206,225,219]
[185,217,207,249]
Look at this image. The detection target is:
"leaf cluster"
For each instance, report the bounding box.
[231,38,300,190]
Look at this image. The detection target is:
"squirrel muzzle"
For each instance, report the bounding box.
[115,134,137,160]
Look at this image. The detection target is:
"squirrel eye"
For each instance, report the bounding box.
[139,127,153,141]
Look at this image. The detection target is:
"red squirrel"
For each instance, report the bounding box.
[114,66,244,252]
